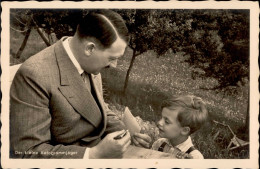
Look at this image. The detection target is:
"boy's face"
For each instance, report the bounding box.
[157,107,184,140]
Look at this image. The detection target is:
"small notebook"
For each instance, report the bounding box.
[122,107,141,136]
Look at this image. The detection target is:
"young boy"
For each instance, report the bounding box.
[151,95,208,159]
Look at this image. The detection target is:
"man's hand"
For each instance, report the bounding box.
[89,130,131,159]
[132,133,152,149]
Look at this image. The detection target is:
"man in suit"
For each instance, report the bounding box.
[10,9,150,159]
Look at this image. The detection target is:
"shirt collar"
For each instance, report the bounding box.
[174,136,194,153]
[62,37,84,75]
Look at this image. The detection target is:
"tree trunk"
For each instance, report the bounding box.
[36,27,51,46]
[32,18,51,46]
[15,27,31,58]
[123,49,137,94]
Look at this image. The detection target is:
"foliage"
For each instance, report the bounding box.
[115,9,192,92]
[11,8,84,45]
[10,9,249,93]
[182,10,249,92]
[10,9,33,32]
[116,9,249,94]
[31,9,83,39]
[116,9,191,56]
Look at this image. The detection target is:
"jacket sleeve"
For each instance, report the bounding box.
[96,74,126,135]
[10,64,86,159]
[103,102,126,134]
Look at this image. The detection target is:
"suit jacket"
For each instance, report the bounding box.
[10,38,125,159]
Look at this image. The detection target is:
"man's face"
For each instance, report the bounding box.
[157,107,184,140]
[81,37,127,75]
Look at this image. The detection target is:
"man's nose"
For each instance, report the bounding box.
[109,60,118,68]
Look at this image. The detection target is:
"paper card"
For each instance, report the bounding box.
[122,107,141,136]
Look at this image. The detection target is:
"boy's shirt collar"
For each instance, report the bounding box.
[162,136,193,153]
[174,136,194,153]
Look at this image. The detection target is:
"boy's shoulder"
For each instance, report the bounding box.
[175,136,204,159]
[189,149,204,159]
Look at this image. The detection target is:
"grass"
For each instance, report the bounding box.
[10,28,249,159]
[10,28,48,65]
[101,49,248,123]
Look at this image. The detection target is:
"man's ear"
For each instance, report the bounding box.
[84,42,96,56]
[181,126,190,135]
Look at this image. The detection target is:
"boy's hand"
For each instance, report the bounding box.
[132,133,152,148]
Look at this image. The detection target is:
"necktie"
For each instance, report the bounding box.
[81,72,103,128]
[81,72,91,92]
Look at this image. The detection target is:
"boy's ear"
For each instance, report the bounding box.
[181,126,190,135]
[84,42,96,56]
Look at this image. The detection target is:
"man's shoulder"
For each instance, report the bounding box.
[19,42,60,74]
[24,43,57,65]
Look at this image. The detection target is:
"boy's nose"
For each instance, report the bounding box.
[157,119,163,127]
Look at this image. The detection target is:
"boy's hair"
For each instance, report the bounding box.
[77,9,129,49]
[161,95,208,134]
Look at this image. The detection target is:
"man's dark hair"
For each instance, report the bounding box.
[77,9,129,49]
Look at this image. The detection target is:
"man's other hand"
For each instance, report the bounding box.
[132,133,152,149]
[89,130,131,159]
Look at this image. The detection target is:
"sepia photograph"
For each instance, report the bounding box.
[1,1,259,168]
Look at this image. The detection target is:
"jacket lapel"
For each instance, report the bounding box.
[54,38,102,128]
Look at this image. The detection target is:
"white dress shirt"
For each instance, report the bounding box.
[62,37,84,74]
